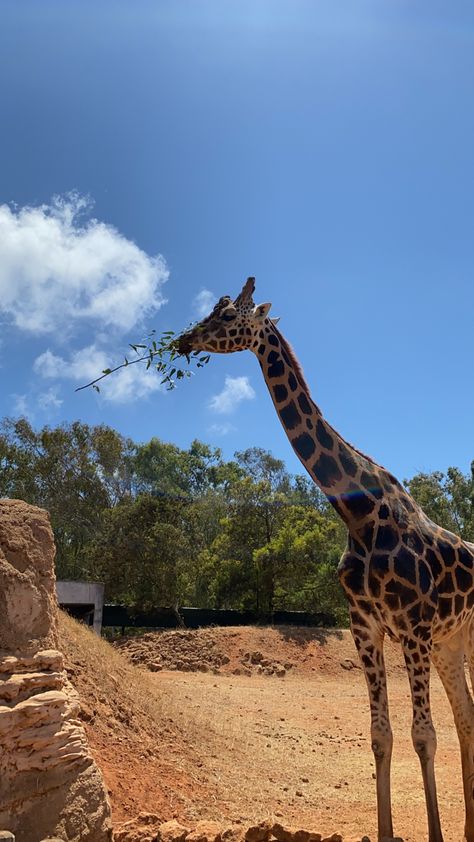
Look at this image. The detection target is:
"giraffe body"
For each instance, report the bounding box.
[178,277,474,842]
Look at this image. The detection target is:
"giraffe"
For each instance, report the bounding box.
[178,277,474,842]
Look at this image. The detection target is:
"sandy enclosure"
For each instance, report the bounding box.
[149,661,463,841]
[60,617,466,842]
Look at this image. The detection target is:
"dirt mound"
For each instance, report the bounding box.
[114,627,294,677]
[113,626,406,679]
[58,611,207,825]
[114,628,231,674]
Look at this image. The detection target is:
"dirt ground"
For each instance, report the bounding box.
[59,615,467,842]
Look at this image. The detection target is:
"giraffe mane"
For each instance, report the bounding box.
[272,324,311,393]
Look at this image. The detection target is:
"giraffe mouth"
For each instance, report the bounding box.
[177,332,196,355]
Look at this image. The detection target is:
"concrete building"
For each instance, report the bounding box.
[55,581,105,635]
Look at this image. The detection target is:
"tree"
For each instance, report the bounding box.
[0,418,133,577]
[2,413,471,624]
[406,464,474,540]
[254,506,347,622]
[86,494,191,608]
[133,437,242,498]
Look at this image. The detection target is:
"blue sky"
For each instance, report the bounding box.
[0,0,473,481]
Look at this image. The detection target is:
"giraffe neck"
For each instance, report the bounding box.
[253,323,400,539]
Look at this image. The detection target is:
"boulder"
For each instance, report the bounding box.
[0,500,112,842]
[186,821,222,842]
[244,822,272,842]
[114,813,162,842]
[158,820,190,842]
[271,826,321,842]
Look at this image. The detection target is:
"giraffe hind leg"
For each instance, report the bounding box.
[432,629,474,842]
[400,632,444,842]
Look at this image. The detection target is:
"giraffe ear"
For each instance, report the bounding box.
[254,302,271,320]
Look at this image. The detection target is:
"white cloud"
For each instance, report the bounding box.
[11,394,29,417]
[37,387,63,411]
[34,344,162,404]
[209,375,255,415]
[193,288,216,318]
[0,193,168,334]
[208,422,237,436]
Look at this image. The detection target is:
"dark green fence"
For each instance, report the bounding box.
[101,604,336,632]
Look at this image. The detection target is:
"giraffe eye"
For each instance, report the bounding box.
[222,311,236,322]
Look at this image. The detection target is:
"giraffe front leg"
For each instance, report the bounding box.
[349,611,394,841]
[401,634,444,842]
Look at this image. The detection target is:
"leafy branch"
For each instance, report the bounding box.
[75,329,210,394]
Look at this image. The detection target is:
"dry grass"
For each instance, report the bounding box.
[59,610,173,739]
[58,611,213,822]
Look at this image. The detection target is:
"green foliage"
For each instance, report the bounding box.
[254,506,347,623]
[405,463,474,541]
[85,494,191,608]
[75,329,210,394]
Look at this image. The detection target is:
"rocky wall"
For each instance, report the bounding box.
[0,499,112,842]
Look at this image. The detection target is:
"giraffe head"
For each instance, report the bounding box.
[178,277,276,355]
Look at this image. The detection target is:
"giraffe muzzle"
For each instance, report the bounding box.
[177,332,195,355]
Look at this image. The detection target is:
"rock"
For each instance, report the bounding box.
[340,659,357,670]
[271,827,321,842]
[0,833,15,841]
[221,827,243,842]
[149,662,163,672]
[79,701,96,723]
[271,824,292,842]
[275,666,286,678]
[244,822,272,842]
[186,821,222,842]
[321,836,342,842]
[0,500,112,842]
[158,820,190,842]
[250,651,264,665]
[115,814,162,842]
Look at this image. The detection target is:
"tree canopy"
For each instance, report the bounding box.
[1,415,472,625]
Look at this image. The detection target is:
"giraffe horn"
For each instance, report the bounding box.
[271,317,281,325]
[234,276,255,305]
